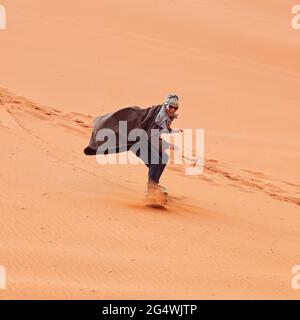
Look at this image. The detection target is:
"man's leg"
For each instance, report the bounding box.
[132,140,169,188]
[148,163,167,184]
[148,140,169,187]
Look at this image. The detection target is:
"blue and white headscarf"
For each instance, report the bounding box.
[155,94,179,130]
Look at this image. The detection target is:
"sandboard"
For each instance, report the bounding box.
[145,186,168,208]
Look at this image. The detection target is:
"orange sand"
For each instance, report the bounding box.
[0,0,300,299]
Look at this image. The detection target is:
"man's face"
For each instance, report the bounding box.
[166,104,178,117]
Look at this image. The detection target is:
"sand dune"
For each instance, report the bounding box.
[0,0,300,299]
[1,87,299,299]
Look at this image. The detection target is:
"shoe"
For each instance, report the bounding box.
[146,182,167,204]
[158,185,168,195]
[147,182,159,194]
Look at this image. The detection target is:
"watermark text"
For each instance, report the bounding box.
[94,125,204,176]
[291,5,300,30]
[292,265,300,290]
[0,4,6,30]
[0,265,6,289]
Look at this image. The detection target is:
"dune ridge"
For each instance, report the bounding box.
[1,87,300,299]
[1,87,299,208]
[1,0,300,299]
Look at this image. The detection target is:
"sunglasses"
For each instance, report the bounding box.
[168,105,179,111]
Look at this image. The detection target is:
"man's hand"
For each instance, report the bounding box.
[171,128,183,133]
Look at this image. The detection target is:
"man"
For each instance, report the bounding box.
[84,94,181,194]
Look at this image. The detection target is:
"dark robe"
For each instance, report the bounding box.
[84,104,164,155]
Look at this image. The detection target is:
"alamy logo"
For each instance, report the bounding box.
[0,4,6,30]
[95,125,204,176]
[291,265,300,290]
[291,5,300,30]
[0,265,6,289]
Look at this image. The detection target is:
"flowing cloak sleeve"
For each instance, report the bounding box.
[87,104,162,153]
